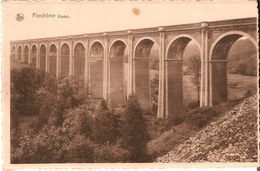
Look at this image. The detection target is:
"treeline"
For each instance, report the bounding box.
[228,53,257,76]
[11,67,150,163]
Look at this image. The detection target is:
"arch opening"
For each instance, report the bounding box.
[40,44,46,70]
[24,45,29,64]
[109,40,127,107]
[61,43,70,78]
[18,46,22,61]
[11,46,15,59]
[73,43,85,77]
[166,37,201,117]
[31,45,37,66]
[134,39,159,114]
[210,34,257,105]
[49,44,57,75]
[89,42,104,99]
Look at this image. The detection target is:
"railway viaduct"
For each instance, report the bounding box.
[10,17,257,118]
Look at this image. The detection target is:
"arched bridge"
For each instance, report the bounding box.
[10,17,257,118]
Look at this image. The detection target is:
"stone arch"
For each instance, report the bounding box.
[134,38,160,113]
[17,45,22,61]
[108,39,128,54]
[31,44,37,66]
[89,41,104,98]
[89,40,104,54]
[209,31,257,60]
[166,34,202,59]
[60,43,70,78]
[39,44,47,70]
[165,35,202,117]
[209,31,257,106]
[73,42,85,76]
[24,45,29,64]
[49,44,57,75]
[108,40,128,107]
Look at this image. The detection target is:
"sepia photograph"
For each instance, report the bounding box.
[2,1,258,169]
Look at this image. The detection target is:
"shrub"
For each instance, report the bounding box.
[186,107,218,129]
[184,101,200,112]
[93,142,131,163]
[165,113,186,130]
[62,105,93,140]
[13,126,69,163]
[121,93,150,162]
[61,135,96,163]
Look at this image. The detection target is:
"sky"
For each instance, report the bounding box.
[2,2,258,40]
[1,1,258,69]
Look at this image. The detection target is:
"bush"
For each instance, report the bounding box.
[165,113,186,130]
[186,107,218,128]
[185,101,200,112]
[93,143,131,163]
[61,135,96,163]
[62,105,93,140]
[13,126,69,163]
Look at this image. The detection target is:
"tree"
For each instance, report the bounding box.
[121,94,150,162]
[236,63,248,75]
[92,99,121,144]
[11,67,45,116]
[187,56,201,105]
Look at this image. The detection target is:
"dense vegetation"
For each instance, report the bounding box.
[11,67,150,163]
[11,47,256,163]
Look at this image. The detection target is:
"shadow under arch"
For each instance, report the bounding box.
[165,35,202,118]
[24,45,29,64]
[39,44,47,70]
[49,44,57,75]
[31,45,37,66]
[17,45,22,61]
[11,46,16,59]
[60,43,70,78]
[209,31,257,106]
[73,42,85,77]
[89,41,104,99]
[108,40,128,107]
[134,38,160,114]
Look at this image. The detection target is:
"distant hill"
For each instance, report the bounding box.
[183,38,257,76]
[227,38,257,76]
[147,39,257,76]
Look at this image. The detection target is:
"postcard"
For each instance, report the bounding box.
[2,1,258,170]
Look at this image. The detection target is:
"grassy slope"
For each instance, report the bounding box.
[146,98,249,160]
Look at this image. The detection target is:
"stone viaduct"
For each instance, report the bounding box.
[10,17,257,118]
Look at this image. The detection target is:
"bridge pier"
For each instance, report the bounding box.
[200,22,209,107]
[157,28,165,118]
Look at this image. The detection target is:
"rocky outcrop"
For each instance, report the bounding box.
[156,95,258,163]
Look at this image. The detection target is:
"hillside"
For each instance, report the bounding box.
[156,94,258,163]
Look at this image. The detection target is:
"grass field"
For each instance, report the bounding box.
[228,73,257,100]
